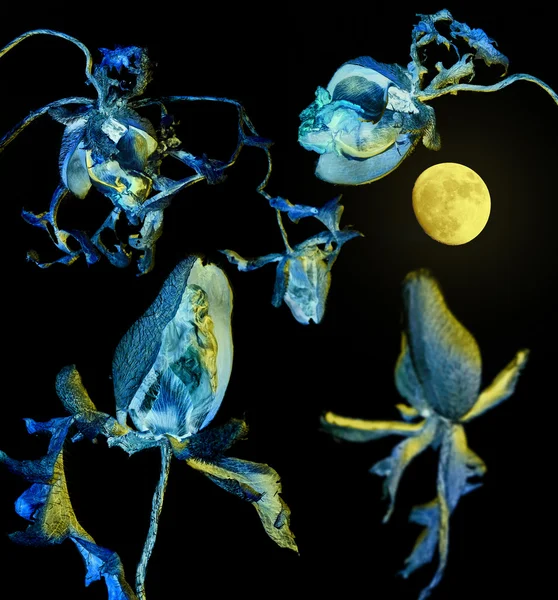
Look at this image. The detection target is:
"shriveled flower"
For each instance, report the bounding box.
[0,30,273,275]
[222,195,362,324]
[299,57,439,185]
[322,268,529,600]
[299,10,558,186]
[1,256,297,600]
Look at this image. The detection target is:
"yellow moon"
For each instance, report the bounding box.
[412,163,491,245]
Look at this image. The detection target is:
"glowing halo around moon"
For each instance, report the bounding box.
[412,163,491,245]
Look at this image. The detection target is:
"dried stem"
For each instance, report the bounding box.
[135,440,172,600]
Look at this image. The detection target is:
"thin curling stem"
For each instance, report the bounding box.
[417,73,558,104]
[136,440,172,600]
[154,95,283,244]
[144,95,275,191]
[0,29,103,98]
[275,209,292,252]
[0,97,92,154]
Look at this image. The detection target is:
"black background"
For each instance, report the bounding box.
[0,3,555,599]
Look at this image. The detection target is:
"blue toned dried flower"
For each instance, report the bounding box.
[299,58,440,185]
[1,256,297,600]
[321,269,529,600]
[0,30,273,275]
[221,195,362,324]
[299,9,558,185]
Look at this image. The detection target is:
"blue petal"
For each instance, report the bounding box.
[342,56,412,91]
[315,134,415,184]
[331,76,388,121]
[402,269,481,420]
[321,412,425,442]
[186,456,298,552]
[14,484,50,520]
[402,423,486,599]
[72,537,137,599]
[272,259,289,308]
[462,350,529,422]
[112,257,197,424]
[394,332,429,415]
[370,419,438,522]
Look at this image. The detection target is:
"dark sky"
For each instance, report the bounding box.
[1,4,555,599]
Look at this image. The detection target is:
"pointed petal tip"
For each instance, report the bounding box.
[516,348,530,364]
[382,506,394,524]
[397,563,414,580]
[401,268,440,301]
[403,268,435,285]
[322,411,336,425]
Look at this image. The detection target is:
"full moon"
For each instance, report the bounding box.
[412,163,491,245]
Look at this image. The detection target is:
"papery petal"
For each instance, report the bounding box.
[267,196,319,223]
[5,418,89,545]
[59,121,91,199]
[394,332,429,415]
[169,149,227,184]
[370,419,438,522]
[55,364,98,414]
[220,249,283,272]
[283,252,330,325]
[113,257,198,425]
[14,484,50,520]
[321,412,425,442]
[129,209,164,276]
[119,257,234,436]
[187,456,298,552]
[331,76,389,121]
[105,110,158,173]
[1,417,73,484]
[133,368,212,438]
[326,60,409,100]
[337,57,412,91]
[450,20,510,74]
[402,269,482,420]
[0,417,136,597]
[272,259,289,308]
[395,403,420,421]
[402,423,486,599]
[169,418,249,461]
[315,134,415,184]
[56,365,129,440]
[72,538,137,599]
[314,194,344,234]
[116,123,158,171]
[334,114,402,159]
[462,349,529,422]
[400,500,439,578]
[86,154,153,209]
